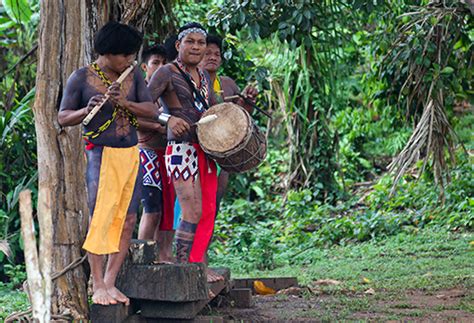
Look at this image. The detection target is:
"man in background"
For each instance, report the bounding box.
[137,44,175,263]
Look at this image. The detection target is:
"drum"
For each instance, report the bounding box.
[197,103,267,173]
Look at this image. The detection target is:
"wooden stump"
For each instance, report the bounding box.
[90,303,133,323]
[116,263,208,302]
[107,240,234,320]
[229,288,253,308]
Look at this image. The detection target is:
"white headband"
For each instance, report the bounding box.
[178,27,207,41]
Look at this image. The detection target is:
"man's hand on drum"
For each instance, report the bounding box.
[168,116,190,137]
[242,85,259,103]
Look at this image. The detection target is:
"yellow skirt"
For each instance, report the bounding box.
[82,145,139,255]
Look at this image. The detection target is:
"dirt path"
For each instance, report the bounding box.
[209,286,473,322]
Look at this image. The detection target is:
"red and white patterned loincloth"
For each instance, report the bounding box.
[165,142,199,181]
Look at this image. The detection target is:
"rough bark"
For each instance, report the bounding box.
[83,0,153,63]
[33,1,89,319]
[33,1,154,319]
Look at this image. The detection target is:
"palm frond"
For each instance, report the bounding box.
[388,97,457,199]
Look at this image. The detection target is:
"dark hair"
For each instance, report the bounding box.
[163,34,178,62]
[141,44,167,64]
[178,22,207,38]
[206,34,223,54]
[94,21,143,55]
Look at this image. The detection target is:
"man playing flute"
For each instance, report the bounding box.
[58,21,187,305]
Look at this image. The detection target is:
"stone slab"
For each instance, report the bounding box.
[117,263,208,302]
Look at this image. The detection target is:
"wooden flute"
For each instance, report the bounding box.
[82,61,137,126]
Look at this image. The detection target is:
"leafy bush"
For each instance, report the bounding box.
[211,146,473,270]
[0,2,39,282]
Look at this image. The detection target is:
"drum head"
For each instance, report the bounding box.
[197,103,249,154]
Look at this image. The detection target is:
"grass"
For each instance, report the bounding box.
[218,229,474,291]
[0,287,29,321]
[211,228,474,320]
[217,228,473,290]
[0,228,472,320]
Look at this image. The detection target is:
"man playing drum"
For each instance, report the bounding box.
[198,35,258,281]
[147,22,221,281]
[137,44,175,263]
[199,34,258,215]
[58,22,186,305]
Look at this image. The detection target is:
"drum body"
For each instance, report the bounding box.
[197,103,267,173]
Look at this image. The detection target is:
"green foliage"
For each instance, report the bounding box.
[0,1,471,309]
[212,144,472,271]
[210,1,357,194]
[1,264,26,289]
[0,81,37,262]
[0,287,29,321]
[2,0,32,25]
[0,1,38,282]
[332,104,412,184]
[376,2,473,113]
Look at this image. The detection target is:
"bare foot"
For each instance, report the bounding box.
[207,268,224,283]
[107,286,130,306]
[92,288,117,305]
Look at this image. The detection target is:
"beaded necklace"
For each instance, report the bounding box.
[83,62,138,140]
[175,58,209,113]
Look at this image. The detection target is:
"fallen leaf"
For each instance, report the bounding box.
[364,288,376,295]
[469,241,474,246]
[313,279,342,286]
[254,280,276,295]
[362,277,371,284]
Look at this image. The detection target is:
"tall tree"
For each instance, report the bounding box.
[32,0,153,319]
[33,1,88,318]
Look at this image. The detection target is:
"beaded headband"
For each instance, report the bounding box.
[178,27,207,41]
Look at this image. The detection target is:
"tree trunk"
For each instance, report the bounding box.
[33,1,89,319]
[33,0,154,319]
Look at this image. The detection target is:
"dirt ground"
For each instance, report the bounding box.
[207,287,474,322]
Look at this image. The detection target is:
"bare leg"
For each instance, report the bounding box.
[103,212,137,305]
[89,253,117,305]
[138,210,160,240]
[173,177,202,263]
[155,229,175,263]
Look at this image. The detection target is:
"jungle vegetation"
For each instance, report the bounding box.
[0,0,472,320]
